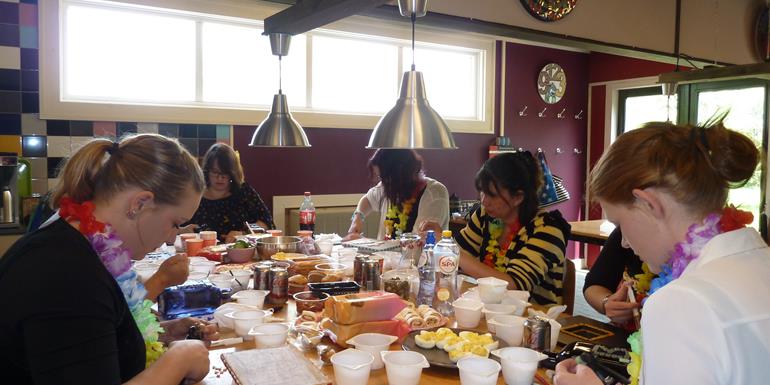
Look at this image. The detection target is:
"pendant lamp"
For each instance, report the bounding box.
[249,33,311,148]
[366,0,456,149]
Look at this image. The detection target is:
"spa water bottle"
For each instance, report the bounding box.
[417,230,436,306]
[299,191,316,233]
[432,230,459,316]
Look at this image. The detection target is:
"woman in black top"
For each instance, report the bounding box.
[185,143,274,242]
[0,135,213,384]
[583,227,643,325]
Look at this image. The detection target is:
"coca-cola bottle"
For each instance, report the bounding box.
[299,191,316,233]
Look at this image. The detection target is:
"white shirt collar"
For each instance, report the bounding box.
[682,227,766,276]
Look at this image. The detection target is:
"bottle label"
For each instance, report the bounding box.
[438,255,457,274]
[300,210,316,224]
[436,288,450,301]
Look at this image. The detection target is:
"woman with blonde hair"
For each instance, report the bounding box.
[555,120,770,385]
[0,134,215,384]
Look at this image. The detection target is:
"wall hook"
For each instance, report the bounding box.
[517,147,524,152]
[538,107,547,118]
[574,109,584,120]
[557,108,567,119]
[537,147,543,153]
[573,148,583,154]
[556,147,563,154]
[518,106,528,117]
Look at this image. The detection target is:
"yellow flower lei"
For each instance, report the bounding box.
[484,219,507,270]
[384,195,417,239]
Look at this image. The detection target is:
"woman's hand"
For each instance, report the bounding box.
[604,283,640,325]
[177,223,198,234]
[155,253,190,287]
[225,231,243,244]
[160,318,219,345]
[553,358,603,385]
[417,219,443,240]
[344,218,364,241]
[165,340,211,384]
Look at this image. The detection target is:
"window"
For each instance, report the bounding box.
[616,86,677,136]
[41,0,494,133]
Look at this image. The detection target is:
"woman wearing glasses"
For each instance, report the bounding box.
[184,143,274,242]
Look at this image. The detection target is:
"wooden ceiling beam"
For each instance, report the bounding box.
[264,0,390,35]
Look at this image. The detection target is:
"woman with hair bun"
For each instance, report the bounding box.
[555,121,770,385]
[452,152,571,305]
[0,134,215,384]
[345,149,449,241]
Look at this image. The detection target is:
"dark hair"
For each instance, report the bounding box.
[590,120,759,216]
[367,149,424,206]
[51,134,204,207]
[201,143,245,194]
[475,152,543,225]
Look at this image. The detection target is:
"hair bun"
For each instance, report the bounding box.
[707,125,758,187]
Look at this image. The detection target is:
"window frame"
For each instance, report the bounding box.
[616,86,671,137]
[40,0,495,133]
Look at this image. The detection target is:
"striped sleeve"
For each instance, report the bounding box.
[504,212,568,302]
[456,206,486,260]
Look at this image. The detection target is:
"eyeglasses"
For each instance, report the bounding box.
[208,170,230,180]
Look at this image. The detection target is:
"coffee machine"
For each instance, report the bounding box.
[0,154,19,228]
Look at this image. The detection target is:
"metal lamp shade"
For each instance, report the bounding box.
[367,70,456,149]
[249,92,311,148]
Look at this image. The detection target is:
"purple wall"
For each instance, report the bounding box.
[502,42,589,225]
[233,41,590,260]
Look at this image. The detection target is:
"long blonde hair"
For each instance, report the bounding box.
[590,121,758,216]
[51,134,204,207]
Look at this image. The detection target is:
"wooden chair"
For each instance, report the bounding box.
[563,258,576,314]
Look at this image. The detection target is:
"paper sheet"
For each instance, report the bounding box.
[221,345,330,385]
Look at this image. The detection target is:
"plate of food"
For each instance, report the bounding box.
[394,304,448,330]
[401,327,508,369]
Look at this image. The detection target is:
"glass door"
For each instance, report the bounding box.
[687,79,768,231]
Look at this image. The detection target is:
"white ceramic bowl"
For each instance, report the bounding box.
[132,262,159,283]
[452,298,484,329]
[457,356,501,385]
[477,277,508,304]
[190,260,217,274]
[226,309,273,338]
[380,351,429,385]
[208,274,234,289]
[228,269,252,290]
[249,323,289,348]
[482,303,517,331]
[346,333,398,370]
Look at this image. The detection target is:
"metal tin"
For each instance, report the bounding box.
[268,265,289,305]
[362,258,382,291]
[353,255,369,286]
[522,315,552,352]
[254,261,274,291]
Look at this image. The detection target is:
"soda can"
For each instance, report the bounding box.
[353,255,369,286]
[522,315,552,352]
[362,258,382,291]
[268,265,289,306]
[253,261,274,291]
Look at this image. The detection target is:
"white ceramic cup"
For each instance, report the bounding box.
[230,289,269,308]
[482,303,517,332]
[477,277,508,303]
[248,323,289,348]
[457,356,502,385]
[453,298,484,328]
[491,347,547,385]
[226,309,273,339]
[487,315,527,347]
[331,349,374,385]
[190,260,217,274]
[380,351,430,385]
[346,333,398,370]
[132,262,159,283]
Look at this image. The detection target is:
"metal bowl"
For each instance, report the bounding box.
[256,236,302,260]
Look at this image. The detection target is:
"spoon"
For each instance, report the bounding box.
[228,270,244,288]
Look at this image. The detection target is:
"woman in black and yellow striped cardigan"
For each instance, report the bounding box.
[456,152,571,305]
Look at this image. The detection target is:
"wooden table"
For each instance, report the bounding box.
[198,300,555,385]
[567,220,614,245]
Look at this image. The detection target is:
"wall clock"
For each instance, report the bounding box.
[520,0,578,22]
[537,63,566,104]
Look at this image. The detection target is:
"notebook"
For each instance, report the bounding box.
[220,345,330,385]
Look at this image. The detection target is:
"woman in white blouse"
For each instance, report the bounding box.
[345,149,449,241]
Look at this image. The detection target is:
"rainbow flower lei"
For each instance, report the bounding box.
[625,205,752,385]
[383,192,418,240]
[59,197,165,367]
[483,219,520,269]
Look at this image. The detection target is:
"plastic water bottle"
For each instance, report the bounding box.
[417,230,436,306]
[432,230,459,316]
[299,191,316,233]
